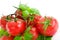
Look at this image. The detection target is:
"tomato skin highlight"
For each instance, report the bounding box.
[6,19,26,36]
[0,19,1,26]
[36,17,58,36]
[30,27,38,40]
[1,16,7,30]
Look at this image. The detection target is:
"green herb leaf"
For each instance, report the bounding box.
[37,35,44,40]
[24,33,33,40]
[0,28,5,37]
[19,4,29,11]
[25,27,31,33]
[19,4,26,11]
[24,27,33,40]
[0,28,9,37]
[4,31,9,36]
[46,36,52,40]
[30,8,40,15]
[14,36,22,40]
[22,10,29,19]
[37,35,52,40]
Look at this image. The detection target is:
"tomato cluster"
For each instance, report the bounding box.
[0,4,58,40]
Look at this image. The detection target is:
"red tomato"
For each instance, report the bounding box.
[6,19,26,36]
[36,17,58,36]
[30,27,38,40]
[0,36,14,40]
[34,14,42,24]
[0,19,1,26]
[1,16,7,30]
[28,14,42,25]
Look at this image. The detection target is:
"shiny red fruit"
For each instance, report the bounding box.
[28,14,42,25]
[1,16,7,30]
[34,14,42,24]
[30,27,38,40]
[36,17,58,36]
[0,19,1,26]
[6,19,26,36]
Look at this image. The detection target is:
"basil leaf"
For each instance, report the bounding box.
[0,28,9,37]
[22,10,29,19]
[30,8,40,15]
[46,36,52,40]
[19,4,29,11]
[24,27,33,40]
[37,35,44,40]
[24,33,33,40]
[4,31,9,36]
[14,36,22,40]
[25,27,31,32]
[0,28,5,37]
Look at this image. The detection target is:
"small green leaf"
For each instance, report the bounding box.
[24,33,33,40]
[19,4,26,11]
[19,4,29,11]
[14,36,22,40]
[25,27,31,33]
[37,35,44,40]
[0,28,5,37]
[22,10,29,19]
[26,7,31,13]
[4,31,9,36]
[0,28,9,38]
[24,27,33,40]
[46,36,52,40]
[30,8,40,15]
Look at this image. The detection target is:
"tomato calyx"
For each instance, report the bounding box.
[42,16,52,31]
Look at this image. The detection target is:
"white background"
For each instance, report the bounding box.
[0,0,60,40]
